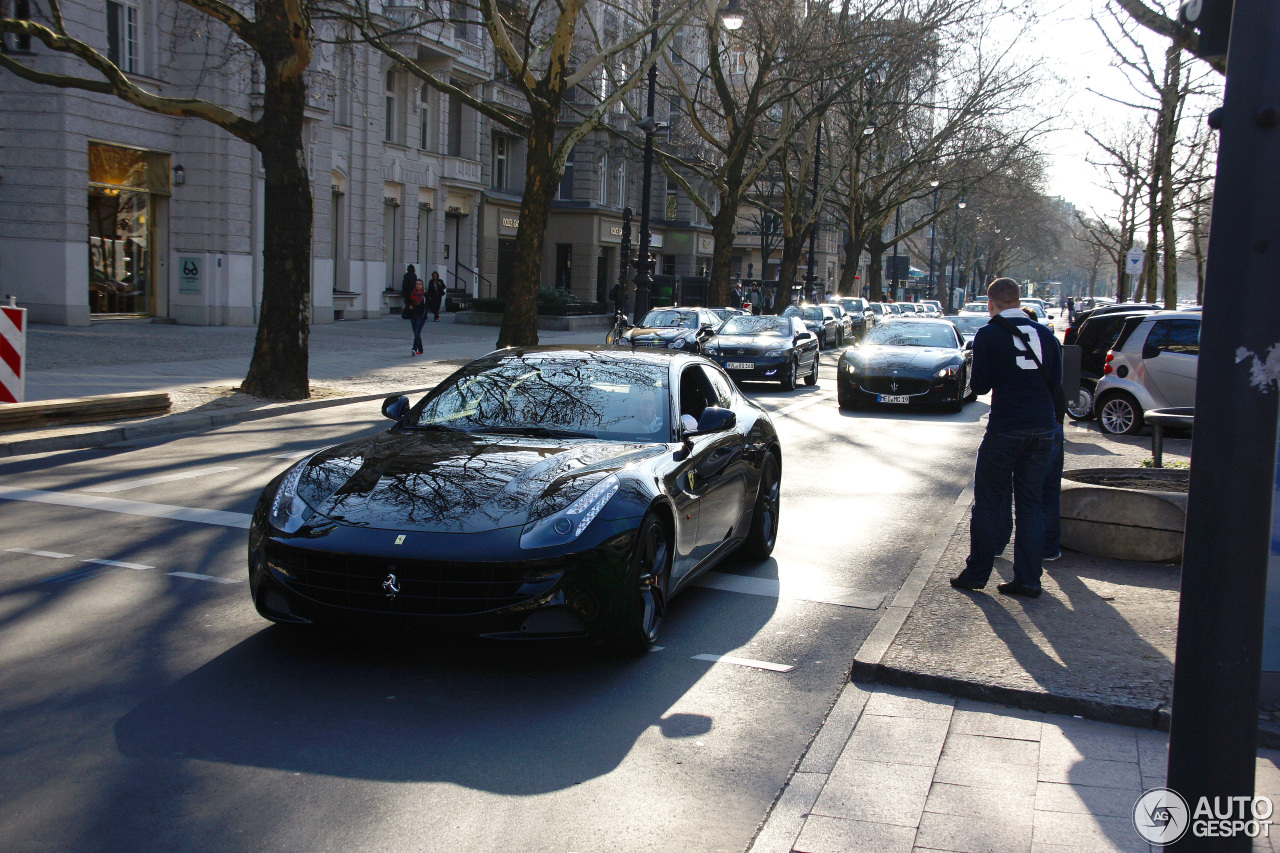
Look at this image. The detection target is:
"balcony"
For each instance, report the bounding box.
[444,157,483,186]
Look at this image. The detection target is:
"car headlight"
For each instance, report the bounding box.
[519,473,621,549]
[765,348,786,358]
[667,339,687,350]
[934,365,959,378]
[268,462,313,533]
[842,361,859,374]
[704,345,719,356]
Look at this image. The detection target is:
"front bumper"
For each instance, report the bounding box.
[248,518,639,639]
[837,370,964,406]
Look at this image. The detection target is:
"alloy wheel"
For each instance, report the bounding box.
[1099,395,1140,435]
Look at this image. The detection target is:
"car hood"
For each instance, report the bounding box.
[711,333,789,354]
[294,431,663,533]
[849,345,961,372]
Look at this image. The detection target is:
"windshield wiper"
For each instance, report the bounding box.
[474,426,597,439]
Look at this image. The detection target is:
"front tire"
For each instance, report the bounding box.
[610,511,672,653]
[804,354,818,385]
[741,454,780,561]
[1098,391,1144,435]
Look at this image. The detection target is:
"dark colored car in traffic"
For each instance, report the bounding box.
[782,304,841,348]
[703,314,820,389]
[248,348,781,652]
[832,297,870,339]
[622,307,723,353]
[1065,308,1160,420]
[836,319,973,412]
[1063,303,1160,345]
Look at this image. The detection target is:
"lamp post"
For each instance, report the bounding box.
[805,85,824,304]
[946,197,966,314]
[631,0,662,321]
[927,180,940,300]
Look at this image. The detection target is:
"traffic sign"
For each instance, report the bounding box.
[1125,248,1145,277]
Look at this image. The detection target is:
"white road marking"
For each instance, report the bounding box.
[774,392,834,418]
[168,572,242,584]
[695,571,885,610]
[83,466,240,494]
[0,486,252,529]
[691,653,795,673]
[82,558,154,571]
[6,547,74,559]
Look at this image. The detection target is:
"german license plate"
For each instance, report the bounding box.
[726,362,754,370]
[878,394,910,404]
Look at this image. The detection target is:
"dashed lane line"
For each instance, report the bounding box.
[773,392,835,418]
[6,547,74,559]
[0,486,252,529]
[695,571,884,610]
[82,466,241,494]
[168,572,243,585]
[691,654,795,673]
[82,558,154,571]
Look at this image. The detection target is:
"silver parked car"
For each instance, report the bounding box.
[1092,312,1200,435]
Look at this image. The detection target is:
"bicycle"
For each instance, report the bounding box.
[605,309,633,345]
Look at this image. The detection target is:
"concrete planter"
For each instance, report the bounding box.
[453,311,612,332]
[1060,468,1189,563]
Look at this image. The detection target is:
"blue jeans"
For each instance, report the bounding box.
[410,313,427,352]
[960,427,1057,589]
[995,424,1064,558]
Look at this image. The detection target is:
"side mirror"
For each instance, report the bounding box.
[382,394,410,422]
[965,340,973,350]
[693,406,737,434]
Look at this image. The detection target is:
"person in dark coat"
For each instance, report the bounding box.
[400,264,417,307]
[407,279,428,355]
[427,271,446,322]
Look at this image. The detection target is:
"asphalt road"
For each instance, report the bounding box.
[0,354,989,853]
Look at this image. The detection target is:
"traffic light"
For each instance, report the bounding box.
[1179,0,1233,62]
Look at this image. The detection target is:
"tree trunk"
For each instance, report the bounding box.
[777,229,806,307]
[837,235,860,295]
[708,202,737,308]
[497,107,559,348]
[242,68,311,400]
[1157,44,1182,310]
[867,234,886,301]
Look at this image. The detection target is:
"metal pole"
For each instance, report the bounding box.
[618,206,632,314]
[1166,4,1280,848]
[632,0,659,320]
[806,89,822,304]
[891,206,901,301]
[928,186,938,301]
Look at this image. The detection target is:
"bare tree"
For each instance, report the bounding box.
[2,0,320,399]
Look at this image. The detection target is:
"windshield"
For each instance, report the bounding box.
[720,316,790,336]
[641,310,697,329]
[863,322,959,348]
[839,299,867,312]
[870,304,885,314]
[949,316,989,334]
[801,307,824,321]
[412,357,671,442]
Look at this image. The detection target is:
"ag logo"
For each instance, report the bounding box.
[1133,787,1189,844]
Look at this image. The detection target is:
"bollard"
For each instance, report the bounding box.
[0,297,26,403]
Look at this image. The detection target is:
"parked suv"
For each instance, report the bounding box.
[1065,308,1161,420]
[1064,302,1160,346]
[1092,312,1200,434]
[833,297,870,339]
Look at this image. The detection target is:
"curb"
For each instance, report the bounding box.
[847,480,1175,732]
[0,387,437,458]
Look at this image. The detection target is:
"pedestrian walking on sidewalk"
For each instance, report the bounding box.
[400,264,417,306]
[407,279,428,355]
[951,278,1064,598]
[427,272,446,322]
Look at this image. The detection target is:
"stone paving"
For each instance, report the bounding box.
[751,683,1280,853]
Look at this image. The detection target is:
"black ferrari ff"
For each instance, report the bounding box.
[621,307,723,354]
[836,319,974,412]
[702,314,820,389]
[248,348,781,651]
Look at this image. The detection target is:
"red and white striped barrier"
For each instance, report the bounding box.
[0,302,26,403]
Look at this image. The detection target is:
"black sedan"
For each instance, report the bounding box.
[782,305,841,348]
[836,319,974,412]
[621,307,722,354]
[248,348,781,652]
[703,314,820,389]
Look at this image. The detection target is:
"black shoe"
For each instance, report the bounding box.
[997,582,1043,598]
[950,576,985,591]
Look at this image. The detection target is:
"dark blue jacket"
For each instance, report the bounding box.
[970,309,1061,433]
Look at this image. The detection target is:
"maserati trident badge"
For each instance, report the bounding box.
[383,573,400,599]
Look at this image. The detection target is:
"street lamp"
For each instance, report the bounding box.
[722,0,744,30]
[927,180,940,301]
[947,197,966,314]
[805,84,824,304]
[631,0,661,321]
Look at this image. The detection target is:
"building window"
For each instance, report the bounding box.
[493,134,508,190]
[419,83,432,151]
[665,187,678,220]
[106,0,140,74]
[729,50,746,76]
[555,244,573,290]
[616,160,626,209]
[450,0,468,40]
[597,153,608,204]
[334,47,353,127]
[447,82,465,157]
[2,0,32,52]
[385,68,398,143]
[558,147,575,201]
